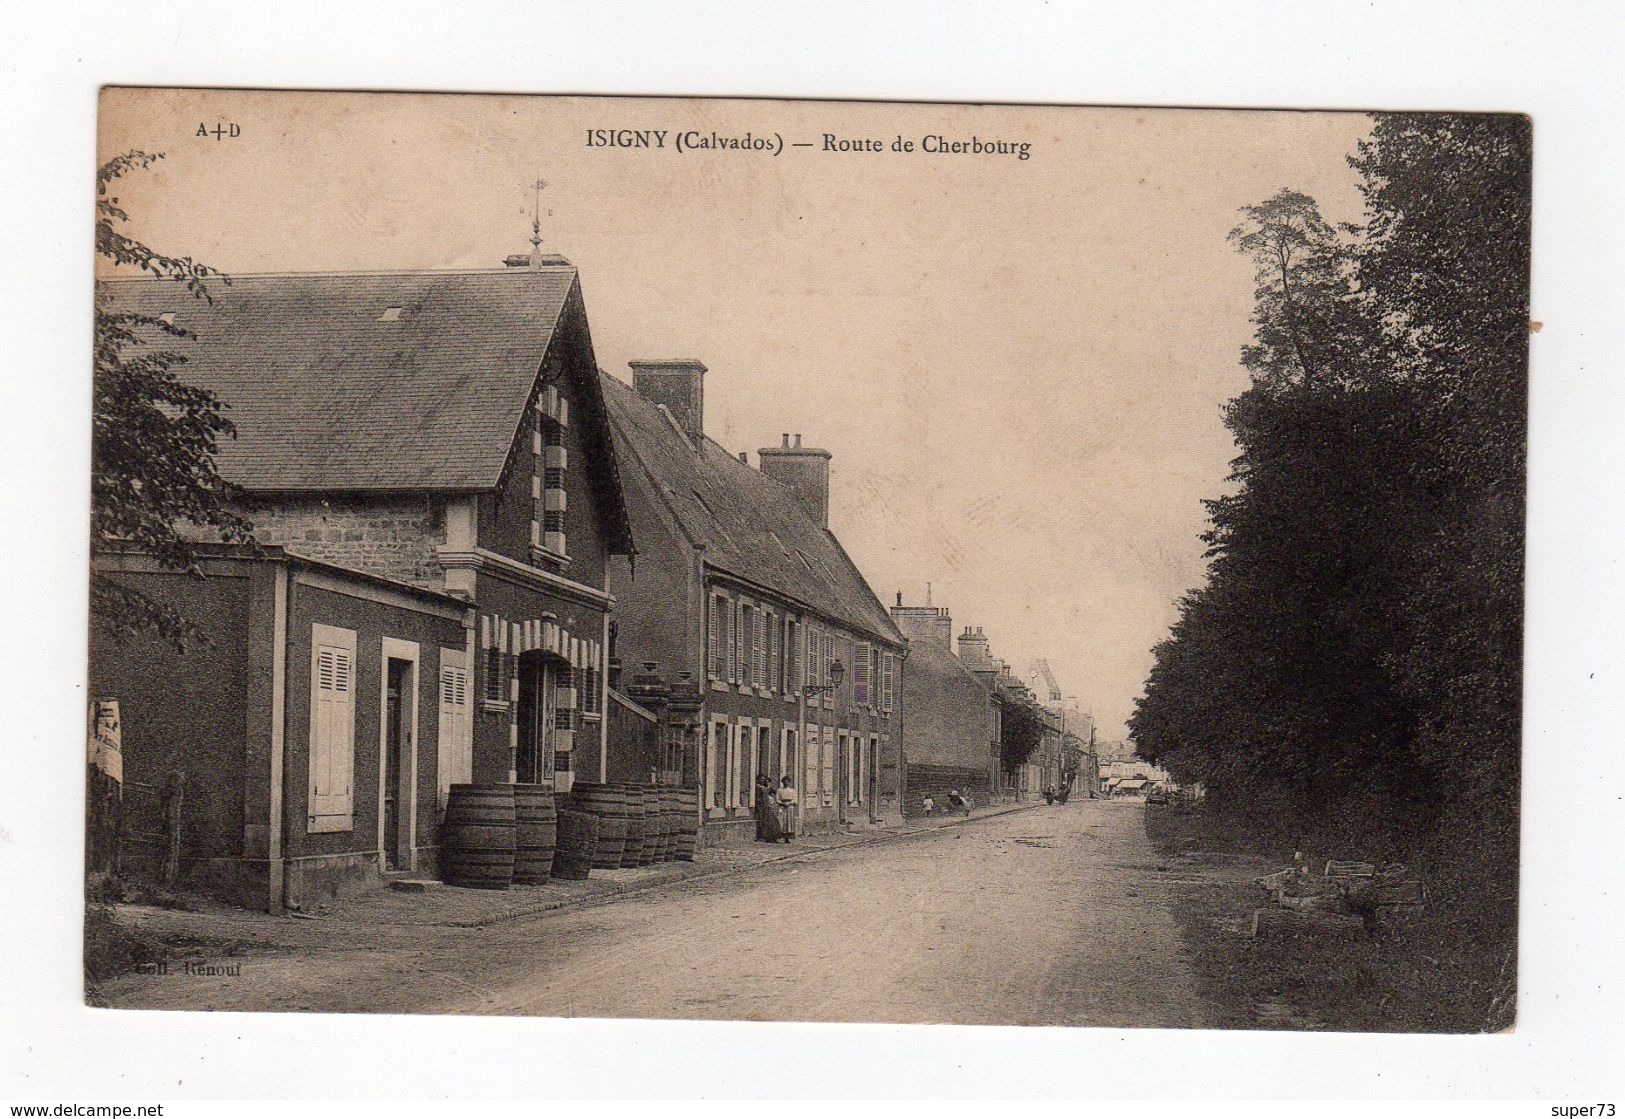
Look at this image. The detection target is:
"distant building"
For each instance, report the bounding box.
[889,598,1002,813]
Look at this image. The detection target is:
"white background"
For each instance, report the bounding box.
[1,0,1621,1103]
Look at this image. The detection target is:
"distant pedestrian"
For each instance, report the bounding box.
[753,773,784,842]
[775,775,798,842]
[921,795,935,816]
[1042,785,1055,805]
[946,789,971,816]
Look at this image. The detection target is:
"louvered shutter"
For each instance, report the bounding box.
[309,625,356,832]
[854,643,871,706]
[707,595,719,679]
[726,599,737,683]
[437,649,472,805]
[754,610,767,688]
[767,612,779,693]
[882,652,895,712]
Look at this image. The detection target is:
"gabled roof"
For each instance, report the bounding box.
[97,268,632,547]
[601,371,903,647]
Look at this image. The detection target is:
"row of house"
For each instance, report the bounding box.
[90,248,1085,911]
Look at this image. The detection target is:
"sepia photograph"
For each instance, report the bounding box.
[81,87,1530,1036]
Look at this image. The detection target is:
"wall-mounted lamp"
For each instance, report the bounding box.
[803,658,846,698]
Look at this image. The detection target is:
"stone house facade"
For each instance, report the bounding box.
[92,257,635,908]
[602,360,907,844]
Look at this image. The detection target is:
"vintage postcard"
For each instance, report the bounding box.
[87,88,1528,1032]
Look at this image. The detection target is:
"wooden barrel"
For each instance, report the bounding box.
[552,808,597,881]
[443,784,515,889]
[639,786,666,864]
[636,787,663,863]
[652,789,673,862]
[673,787,700,861]
[512,784,558,885]
[662,789,683,861]
[570,783,628,870]
[620,786,649,867]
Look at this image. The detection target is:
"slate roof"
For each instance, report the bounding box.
[97,267,608,495]
[601,371,903,647]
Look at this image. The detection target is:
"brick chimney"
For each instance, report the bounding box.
[757,433,832,527]
[630,360,707,444]
[891,595,953,649]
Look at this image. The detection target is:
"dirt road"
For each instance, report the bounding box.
[105,799,1213,1028]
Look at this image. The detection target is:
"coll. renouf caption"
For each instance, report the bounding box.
[585,128,1033,160]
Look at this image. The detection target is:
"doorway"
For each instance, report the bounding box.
[756,725,773,791]
[515,651,557,785]
[382,657,412,870]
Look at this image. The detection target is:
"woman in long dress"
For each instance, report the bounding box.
[775,776,799,842]
[753,773,783,842]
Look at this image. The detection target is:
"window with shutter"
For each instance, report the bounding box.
[803,726,819,796]
[821,730,835,805]
[753,609,766,689]
[767,611,779,693]
[741,604,754,686]
[707,594,722,679]
[882,652,895,712]
[309,624,356,832]
[726,598,737,683]
[437,648,472,805]
[854,643,871,706]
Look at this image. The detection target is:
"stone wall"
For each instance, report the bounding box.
[239,494,446,591]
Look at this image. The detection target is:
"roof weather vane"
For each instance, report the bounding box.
[530,177,548,252]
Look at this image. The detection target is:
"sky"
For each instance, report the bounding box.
[99,90,1372,738]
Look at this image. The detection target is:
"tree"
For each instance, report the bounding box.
[999,698,1045,773]
[93,151,253,648]
[1132,113,1529,846]
[1227,189,1376,393]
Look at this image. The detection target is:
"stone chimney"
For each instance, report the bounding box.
[891,595,953,649]
[758,433,832,527]
[630,360,707,444]
[957,626,993,669]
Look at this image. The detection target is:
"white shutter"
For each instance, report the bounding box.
[309,624,356,832]
[437,648,472,806]
[854,643,871,706]
[821,730,835,805]
[883,652,895,712]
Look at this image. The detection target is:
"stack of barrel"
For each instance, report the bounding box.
[442,783,569,889]
[568,783,700,869]
[442,782,703,887]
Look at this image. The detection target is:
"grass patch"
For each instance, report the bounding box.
[1146,804,1515,1033]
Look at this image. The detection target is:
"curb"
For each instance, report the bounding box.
[448,801,1042,929]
